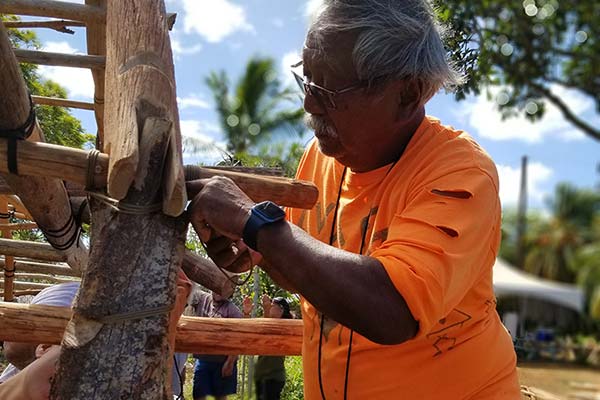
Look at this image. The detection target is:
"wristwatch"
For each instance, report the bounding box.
[242,201,286,250]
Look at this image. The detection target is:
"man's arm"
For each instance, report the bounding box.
[187,177,418,345]
[257,221,417,345]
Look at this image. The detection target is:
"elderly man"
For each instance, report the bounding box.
[187,0,520,398]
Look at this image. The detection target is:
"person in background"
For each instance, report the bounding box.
[243,294,292,400]
[192,290,242,400]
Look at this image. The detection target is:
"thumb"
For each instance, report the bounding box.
[186,179,209,198]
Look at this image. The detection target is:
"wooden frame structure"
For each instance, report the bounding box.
[0,1,316,398]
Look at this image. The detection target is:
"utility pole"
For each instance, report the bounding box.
[516,156,528,269]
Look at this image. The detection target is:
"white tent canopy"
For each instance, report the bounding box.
[493,258,585,313]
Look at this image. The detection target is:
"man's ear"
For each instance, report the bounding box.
[394,79,423,121]
[35,344,55,359]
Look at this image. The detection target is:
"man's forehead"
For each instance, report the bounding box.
[303,28,358,72]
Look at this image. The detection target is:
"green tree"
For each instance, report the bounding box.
[437,0,600,141]
[205,57,305,156]
[3,15,93,149]
[521,184,600,284]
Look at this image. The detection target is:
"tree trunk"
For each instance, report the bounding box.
[50,1,186,398]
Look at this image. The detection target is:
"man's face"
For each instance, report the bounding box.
[302,30,403,171]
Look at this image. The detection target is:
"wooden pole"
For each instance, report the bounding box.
[0,289,41,297]
[0,238,67,262]
[1,198,15,301]
[13,273,78,283]
[85,0,106,150]
[0,280,52,290]
[0,302,304,355]
[2,19,85,33]
[0,139,318,209]
[0,0,105,24]
[0,258,80,277]
[51,2,187,397]
[0,24,89,273]
[13,48,105,69]
[182,251,236,297]
[32,95,95,110]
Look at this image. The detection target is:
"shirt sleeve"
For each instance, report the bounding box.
[370,167,501,338]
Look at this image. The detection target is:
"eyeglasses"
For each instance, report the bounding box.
[291,61,370,110]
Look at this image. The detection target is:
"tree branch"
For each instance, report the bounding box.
[530,82,600,141]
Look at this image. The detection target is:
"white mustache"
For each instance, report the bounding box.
[304,114,337,137]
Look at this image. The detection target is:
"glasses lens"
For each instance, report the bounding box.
[292,71,306,95]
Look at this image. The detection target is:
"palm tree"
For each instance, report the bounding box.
[205,57,305,156]
[523,183,600,283]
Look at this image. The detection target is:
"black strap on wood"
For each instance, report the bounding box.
[0,95,36,175]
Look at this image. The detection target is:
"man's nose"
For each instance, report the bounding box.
[303,91,326,115]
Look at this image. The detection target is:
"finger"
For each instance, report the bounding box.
[205,235,235,253]
[206,241,244,270]
[185,179,210,198]
[221,248,254,274]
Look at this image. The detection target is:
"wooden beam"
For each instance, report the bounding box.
[0,139,317,209]
[0,280,52,290]
[185,165,318,210]
[1,198,15,302]
[13,273,79,283]
[13,48,105,69]
[0,258,79,277]
[0,238,67,262]
[0,289,41,297]
[0,222,38,230]
[0,24,89,273]
[2,19,85,34]
[85,0,106,151]
[0,303,304,355]
[32,95,95,110]
[0,0,105,24]
[182,251,236,297]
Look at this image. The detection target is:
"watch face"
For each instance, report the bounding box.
[255,201,286,222]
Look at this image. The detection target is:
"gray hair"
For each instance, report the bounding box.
[309,0,464,104]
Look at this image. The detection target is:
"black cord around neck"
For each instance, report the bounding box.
[318,158,400,400]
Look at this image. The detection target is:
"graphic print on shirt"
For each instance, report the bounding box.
[426,308,472,356]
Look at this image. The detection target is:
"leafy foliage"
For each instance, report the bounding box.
[436,0,600,140]
[206,57,305,156]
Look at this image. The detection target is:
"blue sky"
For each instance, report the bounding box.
[23,0,600,211]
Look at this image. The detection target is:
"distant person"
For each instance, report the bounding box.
[192,290,242,400]
[243,295,292,400]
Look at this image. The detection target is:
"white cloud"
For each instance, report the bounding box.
[177,94,211,110]
[38,41,94,99]
[460,85,594,143]
[497,161,553,208]
[180,119,228,162]
[171,36,202,57]
[305,0,324,18]
[181,0,254,43]
[281,50,301,88]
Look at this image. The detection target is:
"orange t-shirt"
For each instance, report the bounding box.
[287,117,520,399]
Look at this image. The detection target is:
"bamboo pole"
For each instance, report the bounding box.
[85,0,106,150]
[0,258,79,277]
[1,198,15,301]
[13,48,105,69]
[0,0,105,24]
[0,238,67,262]
[0,303,304,355]
[32,95,95,110]
[0,139,318,209]
[2,19,85,34]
